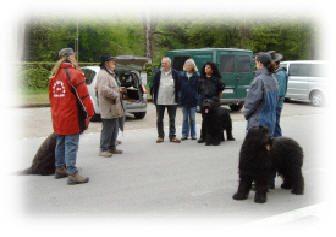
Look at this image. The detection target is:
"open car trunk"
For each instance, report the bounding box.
[116,70,144,102]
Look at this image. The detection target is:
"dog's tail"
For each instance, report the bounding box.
[16,167,36,176]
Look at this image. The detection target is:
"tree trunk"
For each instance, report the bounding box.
[143,15,157,60]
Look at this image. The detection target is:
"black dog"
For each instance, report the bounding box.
[20,133,57,176]
[202,99,235,146]
[232,126,304,203]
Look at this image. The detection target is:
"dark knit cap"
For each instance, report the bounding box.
[59,48,74,58]
[256,52,271,66]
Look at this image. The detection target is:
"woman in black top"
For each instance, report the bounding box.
[198,61,225,143]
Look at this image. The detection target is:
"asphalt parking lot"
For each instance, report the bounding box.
[13,100,325,139]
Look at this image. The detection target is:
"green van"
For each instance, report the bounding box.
[164,48,255,111]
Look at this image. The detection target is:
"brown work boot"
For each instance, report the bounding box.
[156,137,164,143]
[99,150,112,158]
[170,137,181,143]
[67,171,89,185]
[108,149,123,154]
[55,166,67,179]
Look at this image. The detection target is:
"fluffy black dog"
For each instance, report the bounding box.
[232,126,304,203]
[202,99,235,146]
[20,133,57,176]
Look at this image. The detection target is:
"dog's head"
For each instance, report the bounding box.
[202,99,217,114]
[246,126,272,151]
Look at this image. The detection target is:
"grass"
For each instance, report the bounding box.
[19,88,49,104]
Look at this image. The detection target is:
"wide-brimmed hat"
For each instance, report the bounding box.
[268,51,283,62]
[100,53,115,66]
[59,48,74,58]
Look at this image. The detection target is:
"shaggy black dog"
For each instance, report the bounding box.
[232,126,304,203]
[20,133,57,176]
[202,99,235,146]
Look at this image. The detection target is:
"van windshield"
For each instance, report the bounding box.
[289,64,325,77]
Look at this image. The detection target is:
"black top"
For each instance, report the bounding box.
[198,76,225,104]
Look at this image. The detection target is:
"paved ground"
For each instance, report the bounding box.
[13,100,325,138]
[10,101,327,227]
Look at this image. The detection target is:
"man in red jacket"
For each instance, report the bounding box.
[49,48,94,185]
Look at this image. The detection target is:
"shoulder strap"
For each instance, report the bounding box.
[64,68,72,86]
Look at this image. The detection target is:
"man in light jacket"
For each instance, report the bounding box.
[97,53,123,158]
[151,57,181,143]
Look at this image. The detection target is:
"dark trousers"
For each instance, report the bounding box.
[274,97,285,137]
[156,105,177,139]
[100,118,119,151]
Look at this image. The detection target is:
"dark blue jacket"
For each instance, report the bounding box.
[151,69,180,105]
[179,71,200,107]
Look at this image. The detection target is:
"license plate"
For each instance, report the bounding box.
[223,89,233,94]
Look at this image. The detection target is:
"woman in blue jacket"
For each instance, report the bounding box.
[180,59,200,140]
[243,52,279,136]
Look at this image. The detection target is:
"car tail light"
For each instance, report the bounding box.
[142,84,147,94]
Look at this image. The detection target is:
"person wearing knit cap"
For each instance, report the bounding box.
[243,52,279,136]
[49,47,94,184]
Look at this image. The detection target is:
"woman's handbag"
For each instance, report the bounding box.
[64,68,88,133]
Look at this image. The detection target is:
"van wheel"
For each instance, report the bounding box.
[230,103,243,112]
[90,113,101,122]
[311,91,324,107]
[134,112,146,119]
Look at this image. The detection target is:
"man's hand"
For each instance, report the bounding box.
[120,87,127,93]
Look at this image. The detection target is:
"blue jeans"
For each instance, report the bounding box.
[55,134,79,175]
[182,106,197,138]
[274,97,285,137]
[100,118,119,151]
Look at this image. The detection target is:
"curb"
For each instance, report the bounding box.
[16,99,153,108]
[15,103,50,108]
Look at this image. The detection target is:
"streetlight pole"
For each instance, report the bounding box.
[75,19,79,61]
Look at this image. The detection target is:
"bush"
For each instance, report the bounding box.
[22,67,51,89]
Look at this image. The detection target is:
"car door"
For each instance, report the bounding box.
[287,64,310,101]
[236,53,253,99]
[82,68,99,114]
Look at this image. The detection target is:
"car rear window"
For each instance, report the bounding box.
[289,64,325,77]
[237,55,251,73]
[82,69,96,85]
[220,54,235,73]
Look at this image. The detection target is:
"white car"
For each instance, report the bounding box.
[82,55,150,121]
[280,60,326,107]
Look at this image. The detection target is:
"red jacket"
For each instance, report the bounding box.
[49,63,94,135]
